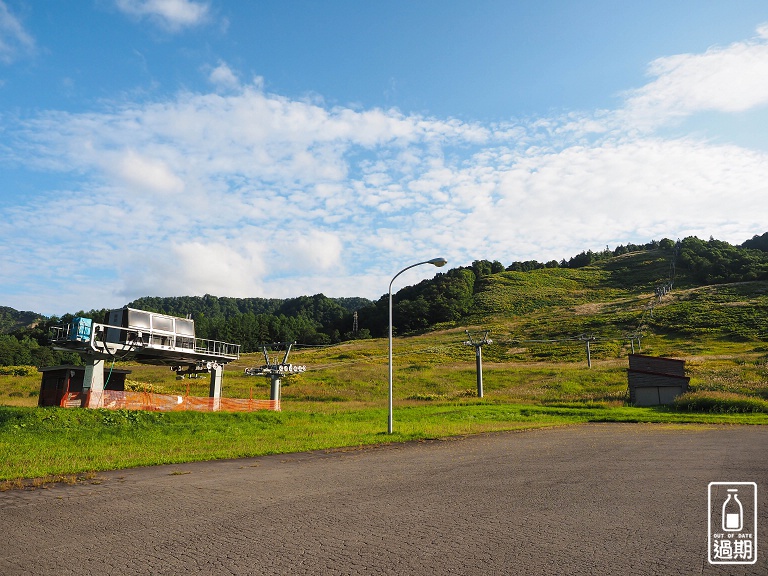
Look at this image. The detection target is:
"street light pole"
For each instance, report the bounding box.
[388,257,447,434]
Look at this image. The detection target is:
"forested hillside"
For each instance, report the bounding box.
[1,234,767,366]
[129,294,371,348]
[0,307,42,334]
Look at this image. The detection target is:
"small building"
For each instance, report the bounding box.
[38,365,131,408]
[627,354,690,406]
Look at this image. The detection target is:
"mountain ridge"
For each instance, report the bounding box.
[1,234,767,364]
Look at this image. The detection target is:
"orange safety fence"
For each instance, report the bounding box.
[60,391,280,412]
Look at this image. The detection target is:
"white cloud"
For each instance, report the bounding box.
[283,230,344,272]
[3,34,768,314]
[112,149,186,193]
[622,24,768,129]
[493,138,766,249]
[0,0,34,64]
[208,61,239,91]
[115,0,209,31]
[119,240,268,298]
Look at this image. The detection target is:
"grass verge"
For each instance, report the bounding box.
[2,402,766,483]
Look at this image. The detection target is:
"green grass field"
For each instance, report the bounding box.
[2,398,767,483]
[2,254,767,483]
[2,332,767,483]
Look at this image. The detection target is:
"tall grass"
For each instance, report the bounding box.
[673,391,768,414]
[2,402,766,481]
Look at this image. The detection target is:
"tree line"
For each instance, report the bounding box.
[1,234,767,366]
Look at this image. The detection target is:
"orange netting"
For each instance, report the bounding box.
[61,391,280,412]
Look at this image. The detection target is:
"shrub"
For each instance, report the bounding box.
[673,391,768,414]
[124,380,170,395]
[0,366,37,377]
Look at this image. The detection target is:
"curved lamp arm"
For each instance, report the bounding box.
[388,258,448,293]
[388,257,447,434]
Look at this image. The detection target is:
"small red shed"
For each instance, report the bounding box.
[38,365,131,408]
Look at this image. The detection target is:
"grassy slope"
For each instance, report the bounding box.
[2,249,768,481]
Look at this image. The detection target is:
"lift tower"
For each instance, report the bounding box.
[464,330,492,398]
[244,342,306,405]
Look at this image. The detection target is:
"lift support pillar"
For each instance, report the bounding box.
[209,364,223,411]
[83,358,105,408]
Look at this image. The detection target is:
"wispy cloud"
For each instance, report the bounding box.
[3,28,768,314]
[621,23,768,130]
[115,0,210,31]
[0,0,35,64]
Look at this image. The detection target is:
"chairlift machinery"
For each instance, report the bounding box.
[51,307,241,408]
[244,342,306,401]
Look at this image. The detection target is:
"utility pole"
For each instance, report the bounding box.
[464,330,492,398]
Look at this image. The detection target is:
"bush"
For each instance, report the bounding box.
[673,391,768,414]
[124,380,170,395]
[0,366,37,377]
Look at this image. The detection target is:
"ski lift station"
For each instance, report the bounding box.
[48,307,242,410]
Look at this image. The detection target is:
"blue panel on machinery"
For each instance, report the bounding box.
[70,317,92,341]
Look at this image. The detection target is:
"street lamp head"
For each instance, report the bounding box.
[428,257,448,267]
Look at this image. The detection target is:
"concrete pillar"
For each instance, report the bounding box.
[84,358,105,408]
[209,364,223,411]
[475,346,484,398]
[270,375,281,402]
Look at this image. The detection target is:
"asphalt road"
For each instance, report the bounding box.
[1,423,766,575]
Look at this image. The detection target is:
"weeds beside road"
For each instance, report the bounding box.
[2,401,766,483]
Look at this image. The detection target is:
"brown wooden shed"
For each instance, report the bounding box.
[627,354,690,406]
[38,365,130,408]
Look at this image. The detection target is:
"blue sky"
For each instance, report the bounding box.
[1,0,768,315]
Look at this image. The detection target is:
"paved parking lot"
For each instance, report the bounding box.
[1,423,766,575]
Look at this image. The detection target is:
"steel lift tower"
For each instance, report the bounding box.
[52,307,241,409]
[244,342,306,403]
[464,330,492,398]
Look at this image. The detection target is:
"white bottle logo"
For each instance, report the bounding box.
[709,482,757,565]
[722,489,743,532]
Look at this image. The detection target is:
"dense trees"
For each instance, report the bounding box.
[351,267,477,337]
[742,232,768,253]
[678,236,768,284]
[0,328,82,368]
[130,294,364,349]
[1,233,767,366]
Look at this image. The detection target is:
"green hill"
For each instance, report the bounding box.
[2,235,768,420]
[2,234,767,365]
[350,236,767,354]
[449,242,766,363]
[0,307,42,334]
